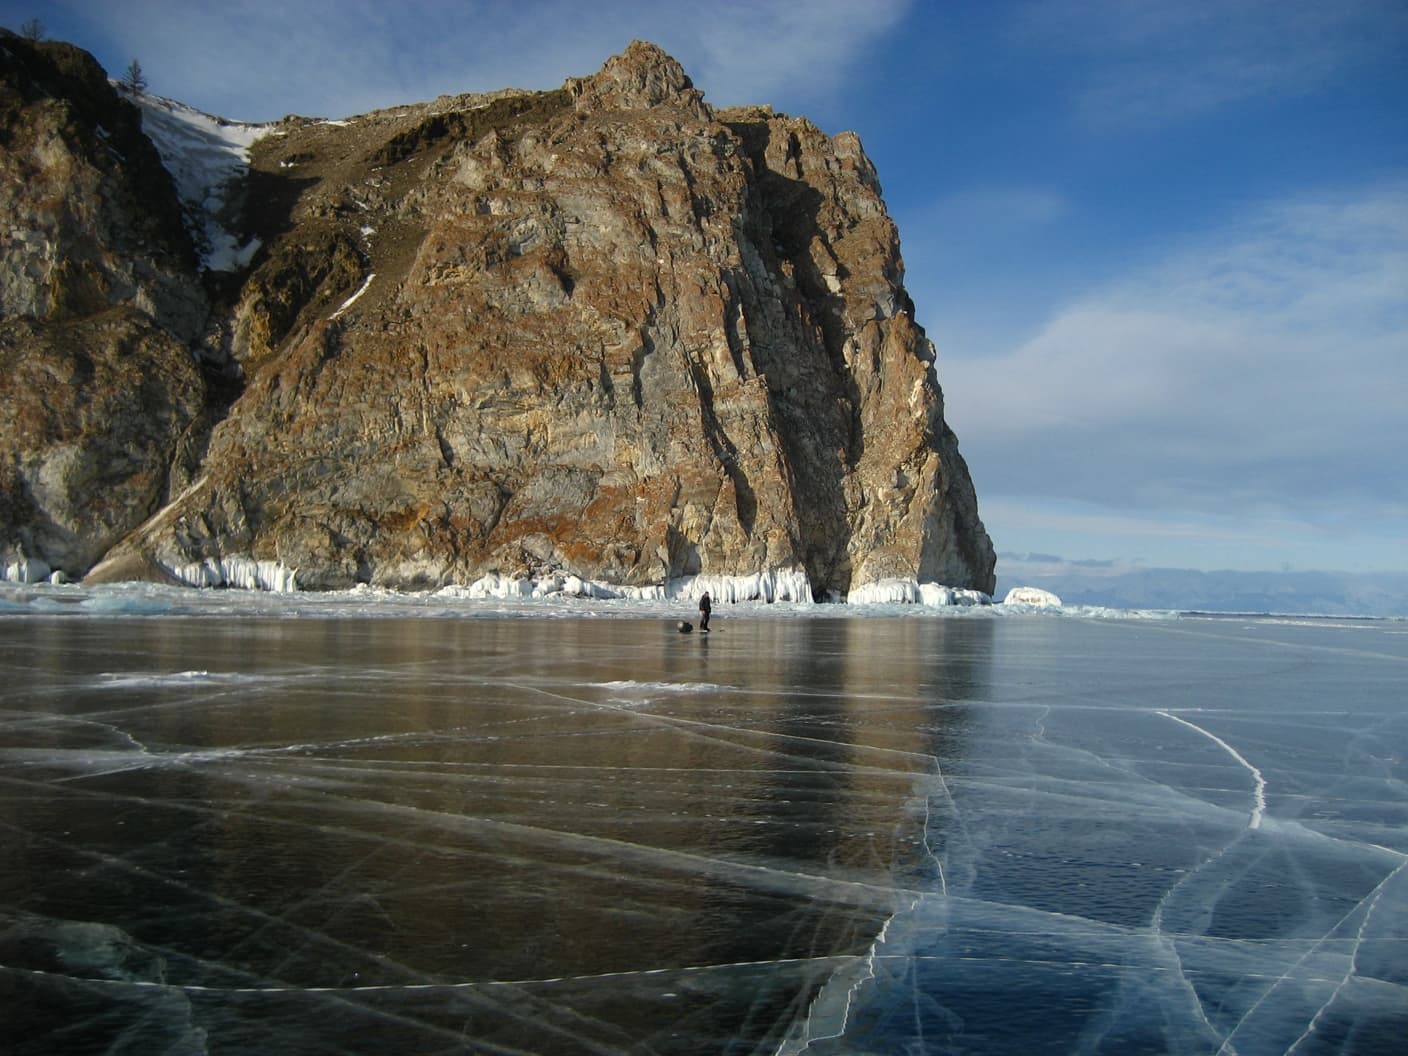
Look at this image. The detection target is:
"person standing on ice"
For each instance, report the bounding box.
[698,591,712,632]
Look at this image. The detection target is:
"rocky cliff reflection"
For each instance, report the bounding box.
[0,614,992,1054]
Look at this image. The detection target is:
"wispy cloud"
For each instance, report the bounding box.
[683,0,911,109]
[982,488,1408,573]
[943,182,1408,522]
[52,0,910,119]
[1019,0,1408,126]
[985,497,1350,551]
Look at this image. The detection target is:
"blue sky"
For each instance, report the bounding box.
[11,1,1407,576]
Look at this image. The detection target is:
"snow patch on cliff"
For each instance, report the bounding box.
[122,89,270,272]
[330,273,376,319]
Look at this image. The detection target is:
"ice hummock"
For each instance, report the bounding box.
[118,87,272,272]
[1001,585,1063,607]
[447,570,1005,608]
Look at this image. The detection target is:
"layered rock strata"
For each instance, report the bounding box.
[1,34,995,598]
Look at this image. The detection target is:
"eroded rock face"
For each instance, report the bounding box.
[0,31,210,578]
[4,37,995,596]
[0,310,207,574]
[0,34,203,331]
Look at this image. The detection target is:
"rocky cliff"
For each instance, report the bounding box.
[0,33,995,599]
[0,31,214,580]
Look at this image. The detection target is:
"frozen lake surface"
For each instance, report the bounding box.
[1,585,1405,1054]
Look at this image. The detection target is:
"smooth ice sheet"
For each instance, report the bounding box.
[1,605,1405,1054]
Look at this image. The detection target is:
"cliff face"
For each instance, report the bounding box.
[0,32,211,577]
[1,35,995,597]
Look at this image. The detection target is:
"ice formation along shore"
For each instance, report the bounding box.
[0,557,1066,608]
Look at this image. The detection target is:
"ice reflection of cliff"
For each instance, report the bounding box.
[0,609,995,1054]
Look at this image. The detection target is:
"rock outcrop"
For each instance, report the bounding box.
[0,31,213,579]
[1,34,995,598]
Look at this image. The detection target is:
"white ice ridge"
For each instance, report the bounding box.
[774,753,955,1055]
[167,556,299,593]
[448,569,815,604]
[123,89,271,272]
[846,577,991,606]
[773,924,885,1054]
[1159,711,1267,829]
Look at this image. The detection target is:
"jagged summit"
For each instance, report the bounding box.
[1,33,995,599]
[567,40,709,115]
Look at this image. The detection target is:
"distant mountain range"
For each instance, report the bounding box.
[998,554,1408,617]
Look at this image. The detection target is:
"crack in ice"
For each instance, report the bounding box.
[1285,857,1407,1054]
[1159,711,1266,830]
[1215,854,1408,1056]
[3,953,846,994]
[771,748,956,1055]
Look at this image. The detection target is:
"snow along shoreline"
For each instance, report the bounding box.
[1,557,1063,609]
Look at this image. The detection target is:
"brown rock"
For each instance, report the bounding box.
[2,37,995,597]
[0,31,204,334]
[0,31,211,579]
[0,309,207,575]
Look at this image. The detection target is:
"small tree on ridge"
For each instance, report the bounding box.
[122,59,147,94]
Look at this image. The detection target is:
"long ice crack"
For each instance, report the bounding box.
[1159,711,1266,829]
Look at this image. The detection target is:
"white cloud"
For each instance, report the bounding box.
[944,305,1211,432]
[942,183,1408,523]
[980,491,1408,573]
[681,0,911,109]
[55,0,911,120]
